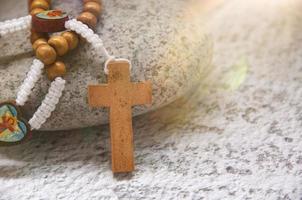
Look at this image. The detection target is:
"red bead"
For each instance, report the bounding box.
[32,10,69,33]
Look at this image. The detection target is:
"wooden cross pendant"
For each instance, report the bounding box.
[88,60,152,173]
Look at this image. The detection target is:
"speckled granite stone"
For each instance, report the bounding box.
[0,0,212,130]
[0,0,301,200]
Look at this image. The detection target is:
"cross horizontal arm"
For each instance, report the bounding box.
[131,81,152,105]
[88,85,111,107]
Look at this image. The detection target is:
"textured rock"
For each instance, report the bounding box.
[0,0,301,199]
[0,0,212,131]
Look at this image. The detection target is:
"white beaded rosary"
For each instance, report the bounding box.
[0,15,120,142]
[1,3,152,173]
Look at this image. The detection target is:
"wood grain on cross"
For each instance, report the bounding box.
[88,60,152,173]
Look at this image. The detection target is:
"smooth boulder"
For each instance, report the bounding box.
[0,0,212,130]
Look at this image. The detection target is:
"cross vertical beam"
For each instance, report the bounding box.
[88,61,152,173]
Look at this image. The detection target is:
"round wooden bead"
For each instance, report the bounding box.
[30,30,48,44]
[28,0,33,11]
[32,38,48,51]
[30,8,45,16]
[77,12,97,29]
[46,61,67,80]
[30,0,50,10]
[29,0,51,4]
[84,2,102,17]
[36,44,57,65]
[32,10,69,33]
[61,31,79,50]
[48,36,69,56]
[83,0,101,4]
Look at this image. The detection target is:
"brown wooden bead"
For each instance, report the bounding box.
[36,44,57,65]
[84,2,102,17]
[28,0,33,11]
[46,61,67,80]
[77,12,97,29]
[32,38,48,51]
[31,0,51,4]
[48,36,69,56]
[61,31,79,50]
[30,8,45,16]
[30,30,48,44]
[83,0,101,4]
[30,0,50,10]
[27,0,51,12]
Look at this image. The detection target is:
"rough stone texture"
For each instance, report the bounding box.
[0,0,212,130]
[0,1,32,57]
[0,0,302,200]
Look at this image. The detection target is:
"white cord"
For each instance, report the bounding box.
[0,16,68,131]
[65,19,132,75]
[4,17,133,131]
[28,77,66,130]
[65,19,111,60]
[0,14,66,131]
[0,15,31,36]
[15,60,65,130]
[16,59,44,106]
[104,58,132,75]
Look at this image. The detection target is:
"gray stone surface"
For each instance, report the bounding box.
[0,0,212,130]
[1,0,300,200]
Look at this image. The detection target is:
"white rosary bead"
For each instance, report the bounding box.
[24,80,35,89]
[49,87,62,95]
[86,28,94,35]
[44,95,60,105]
[0,15,31,36]
[65,19,133,75]
[43,102,56,112]
[17,92,27,101]
[16,59,44,106]
[37,116,47,125]
[29,77,66,130]
[38,106,52,118]
[29,120,39,130]
[82,32,90,39]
